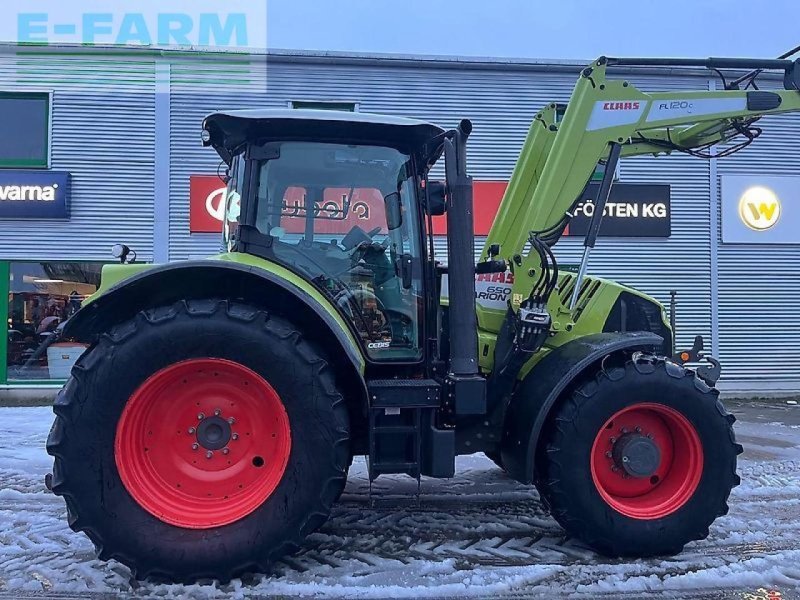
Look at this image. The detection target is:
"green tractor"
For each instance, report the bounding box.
[47,55,800,582]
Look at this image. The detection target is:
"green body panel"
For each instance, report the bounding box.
[84,254,365,374]
[473,271,663,377]
[212,253,364,372]
[86,263,156,301]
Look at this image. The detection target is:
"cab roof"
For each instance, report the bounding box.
[203,108,447,167]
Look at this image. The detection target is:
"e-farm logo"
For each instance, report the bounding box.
[738,186,781,231]
[7,1,266,49]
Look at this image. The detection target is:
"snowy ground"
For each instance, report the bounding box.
[1,401,799,599]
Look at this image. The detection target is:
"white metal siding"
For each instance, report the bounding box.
[0,52,156,261]
[0,47,797,389]
[717,111,800,382]
[168,57,272,260]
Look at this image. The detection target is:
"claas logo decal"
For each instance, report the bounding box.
[475,271,514,308]
[602,101,641,110]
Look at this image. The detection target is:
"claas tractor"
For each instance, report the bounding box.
[46,54,800,582]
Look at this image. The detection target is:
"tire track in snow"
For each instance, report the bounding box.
[2,407,800,598]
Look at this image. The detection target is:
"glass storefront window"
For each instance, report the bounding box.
[6,262,104,382]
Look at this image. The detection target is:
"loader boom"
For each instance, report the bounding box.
[483,56,800,263]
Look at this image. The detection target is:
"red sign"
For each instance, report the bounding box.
[189,177,518,237]
[189,176,389,235]
[280,187,386,234]
[190,175,227,233]
[190,176,509,236]
[431,181,507,236]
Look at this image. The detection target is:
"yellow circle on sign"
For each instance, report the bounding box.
[738,186,781,231]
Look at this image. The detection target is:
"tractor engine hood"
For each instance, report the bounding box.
[203,108,447,170]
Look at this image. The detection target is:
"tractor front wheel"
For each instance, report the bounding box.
[535,354,742,557]
[46,300,350,582]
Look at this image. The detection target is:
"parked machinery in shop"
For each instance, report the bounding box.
[46,53,800,581]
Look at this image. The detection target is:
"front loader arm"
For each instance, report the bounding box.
[482,56,800,262]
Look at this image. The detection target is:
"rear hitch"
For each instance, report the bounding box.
[673,335,721,386]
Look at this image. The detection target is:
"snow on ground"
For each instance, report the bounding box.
[1,404,799,599]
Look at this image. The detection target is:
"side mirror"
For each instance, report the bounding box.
[384,192,403,231]
[427,181,446,216]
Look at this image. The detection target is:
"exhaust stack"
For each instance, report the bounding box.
[443,120,486,414]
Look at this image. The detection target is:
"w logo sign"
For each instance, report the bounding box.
[738,186,781,231]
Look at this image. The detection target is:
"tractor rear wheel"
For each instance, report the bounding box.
[535,353,741,557]
[46,300,350,582]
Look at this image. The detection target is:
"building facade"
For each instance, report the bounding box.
[1,44,799,393]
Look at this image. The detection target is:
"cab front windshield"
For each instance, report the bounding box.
[233,141,423,361]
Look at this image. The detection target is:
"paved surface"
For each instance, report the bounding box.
[0,401,799,599]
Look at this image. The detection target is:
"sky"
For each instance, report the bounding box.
[266,0,800,61]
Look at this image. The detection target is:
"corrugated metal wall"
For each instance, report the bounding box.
[2,47,797,388]
[717,109,800,384]
[168,56,272,260]
[0,50,156,260]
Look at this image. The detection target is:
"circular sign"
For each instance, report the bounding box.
[205,188,226,222]
[738,186,781,231]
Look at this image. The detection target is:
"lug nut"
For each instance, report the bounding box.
[227,417,236,425]
[198,413,205,421]
[621,427,629,434]
[188,427,196,434]
[635,426,642,433]
[214,408,222,416]
[605,451,612,458]
[206,451,213,459]
[611,466,619,472]
[647,433,654,439]
[192,443,199,451]
[231,433,239,441]
[222,448,230,455]
[609,437,616,443]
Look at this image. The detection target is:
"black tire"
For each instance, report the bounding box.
[47,299,350,582]
[333,453,354,502]
[535,353,742,557]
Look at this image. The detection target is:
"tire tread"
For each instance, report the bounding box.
[536,353,740,557]
[47,299,350,583]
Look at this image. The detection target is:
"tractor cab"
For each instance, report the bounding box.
[203,109,447,363]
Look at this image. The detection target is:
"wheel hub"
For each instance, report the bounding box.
[196,415,232,451]
[590,402,704,520]
[612,433,661,478]
[114,358,292,529]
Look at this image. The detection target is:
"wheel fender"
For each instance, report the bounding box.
[62,260,367,409]
[499,331,663,484]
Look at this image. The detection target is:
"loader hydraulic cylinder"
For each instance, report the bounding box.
[569,142,622,309]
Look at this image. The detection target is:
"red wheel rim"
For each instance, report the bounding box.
[590,403,703,520]
[115,358,291,529]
